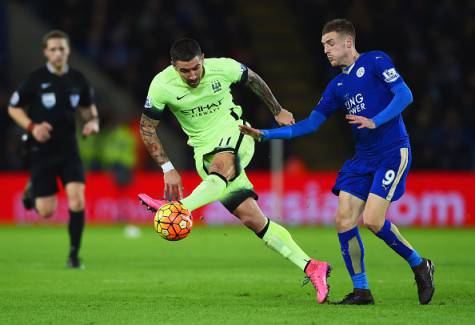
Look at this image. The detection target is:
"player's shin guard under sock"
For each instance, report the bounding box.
[338,227,369,289]
[375,219,422,268]
[257,219,310,271]
[181,173,227,211]
[68,210,85,258]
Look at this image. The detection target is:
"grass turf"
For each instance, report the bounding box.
[0,225,474,324]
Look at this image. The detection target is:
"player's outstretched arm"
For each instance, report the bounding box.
[240,110,327,141]
[239,124,262,140]
[245,68,295,125]
[139,113,183,200]
[79,104,100,136]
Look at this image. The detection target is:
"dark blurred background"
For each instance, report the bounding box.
[1,0,474,173]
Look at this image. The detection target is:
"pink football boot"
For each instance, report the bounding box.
[138,193,168,213]
[304,259,332,304]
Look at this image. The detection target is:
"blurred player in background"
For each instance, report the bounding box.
[240,19,435,305]
[138,38,331,303]
[8,30,100,269]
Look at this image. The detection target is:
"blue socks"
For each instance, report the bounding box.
[375,219,422,268]
[339,220,423,291]
[338,227,369,289]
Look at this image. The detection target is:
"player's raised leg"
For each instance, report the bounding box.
[35,196,57,218]
[180,152,234,211]
[335,191,374,305]
[30,167,58,218]
[364,194,422,266]
[233,197,331,304]
[138,172,227,213]
[139,152,232,212]
[363,193,435,304]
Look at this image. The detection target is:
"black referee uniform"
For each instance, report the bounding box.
[9,62,95,268]
[10,63,93,196]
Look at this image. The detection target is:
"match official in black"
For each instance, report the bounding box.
[8,30,99,268]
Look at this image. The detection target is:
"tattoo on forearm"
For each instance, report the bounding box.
[246,69,282,115]
[139,114,170,166]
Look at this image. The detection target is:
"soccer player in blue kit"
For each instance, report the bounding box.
[240,19,435,305]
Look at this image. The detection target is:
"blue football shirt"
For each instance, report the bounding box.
[315,51,410,157]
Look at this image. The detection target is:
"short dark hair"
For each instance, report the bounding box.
[42,29,70,48]
[322,19,356,40]
[170,38,202,62]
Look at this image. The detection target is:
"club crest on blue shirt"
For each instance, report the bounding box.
[70,94,80,108]
[356,67,365,78]
[41,93,56,109]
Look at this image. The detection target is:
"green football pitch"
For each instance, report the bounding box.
[1,225,474,324]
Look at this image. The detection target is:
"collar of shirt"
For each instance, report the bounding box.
[46,62,69,75]
[342,62,356,75]
[341,53,365,75]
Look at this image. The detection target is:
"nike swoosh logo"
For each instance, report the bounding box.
[176,94,188,100]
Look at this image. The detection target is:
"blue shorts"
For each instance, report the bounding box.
[332,147,411,202]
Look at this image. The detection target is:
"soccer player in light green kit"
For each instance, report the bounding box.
[138,38,330,303]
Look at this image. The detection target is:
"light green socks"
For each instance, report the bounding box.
[181,173,227,211]
[261,220,311,271]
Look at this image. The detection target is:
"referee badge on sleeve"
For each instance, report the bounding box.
[41,93,56,109]
[9,91,20,106]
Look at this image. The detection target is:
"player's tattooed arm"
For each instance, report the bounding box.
[245,69,295,125]
[245,68,282,115]
[140,113,170,166]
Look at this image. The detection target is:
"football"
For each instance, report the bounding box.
[154,201,192,241]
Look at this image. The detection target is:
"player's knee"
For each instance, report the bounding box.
[363,214,384,233]
[209,153,236,180]
[335,207,357,231]
[335,216,356,232]
[208,164,235,181]
[37,206,55,218]
[35,199,56,218]
[69,199,84,211]
[68,193,85,211]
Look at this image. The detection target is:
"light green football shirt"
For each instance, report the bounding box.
[146,57,246,148]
